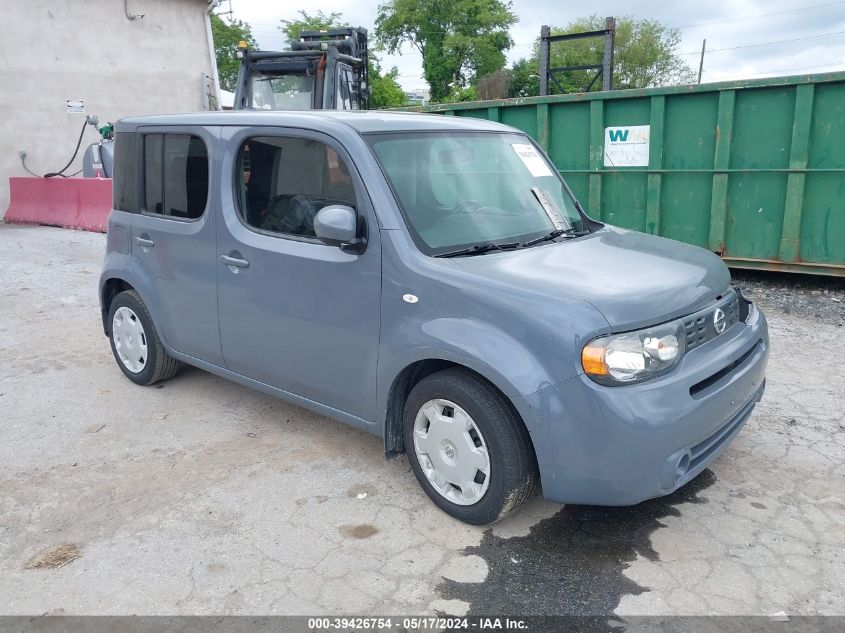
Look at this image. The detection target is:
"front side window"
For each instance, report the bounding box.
[367,132,586,255]
[143,134,208,220]
[235,136,356,239]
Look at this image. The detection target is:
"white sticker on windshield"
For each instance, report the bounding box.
[511,143,553,178]
[531,187,571,231]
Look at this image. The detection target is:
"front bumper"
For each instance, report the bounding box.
[520,303,769,506]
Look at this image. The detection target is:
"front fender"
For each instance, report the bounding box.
[376,317,561,436]
[419,317,557,397]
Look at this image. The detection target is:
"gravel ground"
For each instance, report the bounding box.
[0,224,843,619]
[731,270,845,325]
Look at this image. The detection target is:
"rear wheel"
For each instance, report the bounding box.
[108,290,180,386]
[403,368,538,525]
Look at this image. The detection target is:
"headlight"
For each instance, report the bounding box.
[582,320,685,385]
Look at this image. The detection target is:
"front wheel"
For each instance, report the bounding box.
[403,368,538,525]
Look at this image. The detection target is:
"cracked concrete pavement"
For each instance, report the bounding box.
[0,224,843,616]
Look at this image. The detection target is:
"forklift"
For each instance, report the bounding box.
[233,27,369,111]
[75,28,369,182]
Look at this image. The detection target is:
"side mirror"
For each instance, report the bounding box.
[313,205,365,252]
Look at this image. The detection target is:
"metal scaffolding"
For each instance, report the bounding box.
[539,17,616,95]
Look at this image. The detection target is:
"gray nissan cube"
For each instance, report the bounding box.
[99,111,769,525]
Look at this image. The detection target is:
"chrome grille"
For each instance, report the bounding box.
[683,289,740,352]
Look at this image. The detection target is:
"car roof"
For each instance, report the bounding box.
[116,110,516,135]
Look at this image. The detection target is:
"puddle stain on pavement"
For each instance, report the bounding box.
[438,469,717,617]
[338,524,380,539]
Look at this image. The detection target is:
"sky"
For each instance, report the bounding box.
[219,0,845,92]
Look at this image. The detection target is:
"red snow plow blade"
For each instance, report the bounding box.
[4,176,112,233]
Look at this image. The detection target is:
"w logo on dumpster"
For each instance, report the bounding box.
[604,125,650,167]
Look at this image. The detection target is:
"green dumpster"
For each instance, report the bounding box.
[406,72,845,276]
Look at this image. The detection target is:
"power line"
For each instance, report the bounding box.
[239,0,845,38]
[234,7,845,74]
[677,29,845,56]
[212,0,234,21]
[246,20,537,44]
[677,1,845,30]
[731,61,844,77]
[246,20,845,56]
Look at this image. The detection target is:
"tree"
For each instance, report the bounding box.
[210,15,257,92]
[369,57,408,109]
[440,85,478,103]
[507,57,539,97]
[509,16,694,97]
[375,0,517,102]
[280,10,346,45]
[476,69,510,100]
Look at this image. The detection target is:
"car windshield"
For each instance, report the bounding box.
[366,131,587,255]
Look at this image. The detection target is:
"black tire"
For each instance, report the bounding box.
[403,368,538,525]
[108,290,181,386]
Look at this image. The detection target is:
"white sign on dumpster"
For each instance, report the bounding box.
[66,99,85,114]
[604,125,650,167]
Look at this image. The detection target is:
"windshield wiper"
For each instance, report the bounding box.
[523,229,568,247]
[434,241,521,258]
[522,227,591,247]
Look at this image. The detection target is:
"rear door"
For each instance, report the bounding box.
[216,126,381,421]
[130,127,223,365]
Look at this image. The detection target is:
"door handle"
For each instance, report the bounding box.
[135,236,155,248]
[221,254,250,269]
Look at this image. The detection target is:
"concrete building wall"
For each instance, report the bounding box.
[0,0,218,215]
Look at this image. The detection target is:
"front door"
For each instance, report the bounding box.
[130,127,223,365]
[216,127,381,422]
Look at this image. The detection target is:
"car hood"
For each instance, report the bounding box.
[453,226,730,332]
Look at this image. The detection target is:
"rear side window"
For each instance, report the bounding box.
[235,136,356,239]
[113,133,140,213]
[143,134,209,219]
